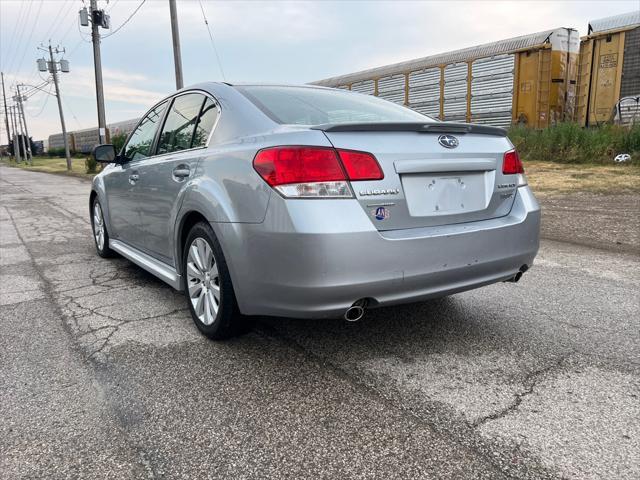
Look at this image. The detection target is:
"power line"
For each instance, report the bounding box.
[103,0,146,39]
[12,0,45,83]
[198,0,226,81]
[41,0,72,43]
[4,0,35,76]
[61,95,82,130]
[106,0,119,13]
[59,0,84,45]
[28,83,55,118]
[2,0,29,71]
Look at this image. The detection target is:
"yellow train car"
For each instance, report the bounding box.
[576,11,640,126]
[312,28,579,128]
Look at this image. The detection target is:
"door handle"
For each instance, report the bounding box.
[129,173,139,184]
[172,165,191,180]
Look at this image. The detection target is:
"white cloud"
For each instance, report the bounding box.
[59,66,165,105]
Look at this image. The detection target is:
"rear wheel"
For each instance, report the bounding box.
[183,222,249,339]
[91,199,115,258]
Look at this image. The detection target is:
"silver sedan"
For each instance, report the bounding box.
[90,83,540,339]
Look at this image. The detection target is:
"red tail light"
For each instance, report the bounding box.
[253,146,382,198]
[253,146,345,186]
[337,149,384,181]
[502,149,524,175]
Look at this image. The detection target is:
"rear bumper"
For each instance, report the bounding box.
[217,186,540,318]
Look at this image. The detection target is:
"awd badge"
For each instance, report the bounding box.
[372,206,390,221]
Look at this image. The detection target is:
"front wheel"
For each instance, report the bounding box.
[183,222,249,340]
[91,199,115,258]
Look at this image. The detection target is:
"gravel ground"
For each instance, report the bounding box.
[1,165,638,479]
[539,192,640,254]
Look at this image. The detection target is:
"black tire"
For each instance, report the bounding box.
[91,198,115,258]
[182,221,250,340]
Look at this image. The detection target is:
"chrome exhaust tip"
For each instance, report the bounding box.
[344,305,365,322]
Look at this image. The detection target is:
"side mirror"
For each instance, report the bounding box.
[92,144,118,163]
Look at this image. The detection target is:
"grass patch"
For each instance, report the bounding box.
[509,122,640,165]
[0,156,96,179]
[525,160,640,195]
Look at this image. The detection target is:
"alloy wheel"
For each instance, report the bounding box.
[186,237,220,325]
[93,202,105,251]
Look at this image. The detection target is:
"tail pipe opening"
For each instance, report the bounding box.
[506,265,529,283]
[344,299,368,322]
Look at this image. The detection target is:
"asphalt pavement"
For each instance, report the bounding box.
[1,165,638,479]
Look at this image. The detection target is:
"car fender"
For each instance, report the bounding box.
[172,179,271,281]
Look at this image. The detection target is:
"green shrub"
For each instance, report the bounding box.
[111,133,127,154]
[47,147,66,158]
[85,155,99,174]
[508,123,640,165]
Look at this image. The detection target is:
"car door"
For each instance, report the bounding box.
[103,100,168,250]
[136,92,220,265]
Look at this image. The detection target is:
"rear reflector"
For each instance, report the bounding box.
[253,146,382,198]
[502,149,524,175]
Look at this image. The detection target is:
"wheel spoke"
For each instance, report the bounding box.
[204,292,216,324]
[189,244,205,271]
[209,261,218,277]
[209,282,220,303]
[207,289,218,314]
[186,262,204,280]
[202,241,214,271]
[188,280,203,298]
[196,239,209,271]
[194,288,206,317]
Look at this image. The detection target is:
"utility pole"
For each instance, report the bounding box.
[9,106,21,162]
[14,103,27,164]
[15,85,32,164]
[1,72,11,160]
[39,44,71,170]
[6,105,13,158]
[89,0,107,143]
[169,0,184,90]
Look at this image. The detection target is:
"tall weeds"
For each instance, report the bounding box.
[508,123,640,164]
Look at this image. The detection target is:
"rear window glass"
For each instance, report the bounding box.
[236,85,432,125]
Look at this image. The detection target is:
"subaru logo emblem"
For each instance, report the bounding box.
[438,135,459,149]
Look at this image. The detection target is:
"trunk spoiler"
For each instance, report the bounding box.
[311,122,507,136]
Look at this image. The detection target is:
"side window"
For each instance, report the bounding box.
[192,98,219,148]
[157,93,205,154]
[123,101,167,161]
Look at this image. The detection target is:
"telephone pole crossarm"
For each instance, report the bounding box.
[39,43,72,170]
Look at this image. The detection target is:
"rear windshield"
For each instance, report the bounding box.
[236,85,433,125]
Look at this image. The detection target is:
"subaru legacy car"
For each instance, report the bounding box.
[90,83,540,339]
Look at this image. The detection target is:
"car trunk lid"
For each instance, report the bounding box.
[319,123,519,231]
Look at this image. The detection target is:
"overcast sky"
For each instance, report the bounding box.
[0,0,637,141]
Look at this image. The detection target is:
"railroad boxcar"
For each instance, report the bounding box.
[47,132,75,153]
[312,28,580,129]
[575,11,640,126]
[73,127,102,154]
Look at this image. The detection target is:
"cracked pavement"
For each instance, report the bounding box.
[1,165,638,479]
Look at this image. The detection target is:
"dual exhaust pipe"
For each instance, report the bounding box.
[345,264,529,322]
